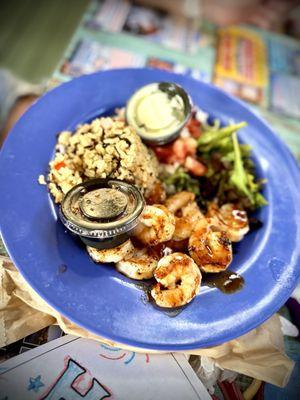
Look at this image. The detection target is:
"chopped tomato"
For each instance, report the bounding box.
[184,156,207,176]
[54,161,66,170]
[153,136,198,166]
[152,143,176,164]
[185,137,197,156]
[172,138,188,162]
[187,117,202,138]
[153,138,189,164]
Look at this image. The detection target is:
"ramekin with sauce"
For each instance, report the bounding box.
[59,178,144,249]
[126,82,192,145]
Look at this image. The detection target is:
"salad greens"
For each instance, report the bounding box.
[230,131,252,199]
[198,121,267,209]
[164,167,200,196]
[197,122,247,153]
[163,120,267,210]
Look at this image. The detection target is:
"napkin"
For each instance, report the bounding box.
[0,256,294,387]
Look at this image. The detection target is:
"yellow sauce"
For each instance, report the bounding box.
[126,83,190,142]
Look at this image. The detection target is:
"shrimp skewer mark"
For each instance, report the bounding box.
[188,219,232,273]
[151,253,201,308]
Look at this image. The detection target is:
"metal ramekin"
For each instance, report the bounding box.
[59,178,145,249]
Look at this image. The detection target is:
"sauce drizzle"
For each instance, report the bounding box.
[202,270,244,294]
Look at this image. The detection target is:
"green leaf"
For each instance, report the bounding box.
[198,122,247,153]
[164,167,200,195]
[230,132,253,200]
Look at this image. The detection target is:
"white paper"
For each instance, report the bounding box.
[0,335,211,400]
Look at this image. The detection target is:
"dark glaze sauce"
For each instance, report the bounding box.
[202,270,244,294]
[57,264,68,274]
[134,280,185,317]
[161,307,185,318]
[148,242,245,295]
[131,238,189,258]
[149,239,189,258]
[132,237,244,314]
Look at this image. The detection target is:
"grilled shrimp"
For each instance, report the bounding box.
[151,253,201,308]
[172,201,205,241]
[207,202,249,242]
[165,191,204,241]
[87,239,134,263]
[116,247,158,280]
[134,205,175,246]
[188,218,232,273]
[164,191,195,213]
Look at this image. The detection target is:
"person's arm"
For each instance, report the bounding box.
[0,70,42,146]
[1,95,38,147]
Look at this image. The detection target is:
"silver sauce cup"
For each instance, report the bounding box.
[59,178,145,249]
[126,82,193,145]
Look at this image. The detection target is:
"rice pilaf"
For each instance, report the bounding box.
[48,116,159,203]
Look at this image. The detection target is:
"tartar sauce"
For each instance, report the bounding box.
[126,82,192,144]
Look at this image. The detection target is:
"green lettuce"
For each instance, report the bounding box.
[163,167,200,195]
[197,121,267,209]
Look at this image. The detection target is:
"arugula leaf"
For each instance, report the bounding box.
[197,122,247,153]
[197,120,267,209]
[229,132,267,208]
[247,174,268,207]
[230,132,252,199]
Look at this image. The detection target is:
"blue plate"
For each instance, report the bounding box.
[0,68,300,351]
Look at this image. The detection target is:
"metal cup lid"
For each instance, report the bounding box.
[59,178,144,239]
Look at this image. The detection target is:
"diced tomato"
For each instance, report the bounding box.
[184,156,207,176]
[153,137,199,165]
[153,138,189,164]
[187,117,201,129]
[152,144,176,164]
[54,161,66,170]
[187,117,202,138]
[172,138,188,162]
[185,137,197,156]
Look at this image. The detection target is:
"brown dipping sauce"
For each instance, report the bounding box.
[202,270,244,294]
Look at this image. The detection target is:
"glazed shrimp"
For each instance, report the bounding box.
[207,202,249,242]
[164,191,195,213]
[116,247,158,280]
[151,253,201,308]
[134,204,175,246]
[164,191,204,241]
[188,219,232,273]
[87,239,134,263]
[172,201,205,241]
